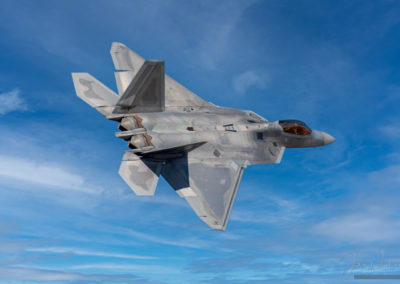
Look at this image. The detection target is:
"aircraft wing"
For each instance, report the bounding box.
[161,148,245,231]
[118,142,245,231]
[118,139,284,230]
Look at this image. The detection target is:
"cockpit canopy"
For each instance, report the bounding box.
[279,120,312,136]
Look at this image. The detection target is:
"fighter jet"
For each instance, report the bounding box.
[72,42,335,231]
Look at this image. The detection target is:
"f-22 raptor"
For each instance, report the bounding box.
[72,42,334,231]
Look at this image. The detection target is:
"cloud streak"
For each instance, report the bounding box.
[71,263,181,274]
[0,89,27,114]
[233,70,269,94]
[27,247,157,260]
[0,266,143,282]
[312,213,400,243]
[122,227,215,249]
[0,155,99,194]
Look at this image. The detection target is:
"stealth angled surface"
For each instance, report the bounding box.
[72,42,335,231]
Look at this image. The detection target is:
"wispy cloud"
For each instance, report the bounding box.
[309,161,400,243]
[312,213,400,243]
[0,155,99,194]
[233,70,269,94]
[123,227,214,249]
[231,191,304,225]
[0,89,27,114]
[71,263,181,274]
[367,164,400,190]
[0,266,142,282]
[27,247,156,260]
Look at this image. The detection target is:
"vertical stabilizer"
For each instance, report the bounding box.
[111,42,146,95]
[110,42,213,109]
[110,42,145,72]
[115,71,134,94]
[113,60,165,114]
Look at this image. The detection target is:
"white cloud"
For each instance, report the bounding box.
[231,192,304,225]
[0,155,98,194]
[0,89,27,114]
[367,164,400,189]
[233,70,269,94]
[312,213,400,243]
[124,228,214,249]
[0,267,84,281]
[27,247,156,260]
[281,261,319,273]
[0,266,139,282]
[71,263,181,274]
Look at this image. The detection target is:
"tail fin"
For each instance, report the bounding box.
[110,42,165,114]
[73,42,210,118]
[111,42,145,95]
[72,73,118,116]
[110,42,145,72]
[113,60,165,114]
[110,42,212,109]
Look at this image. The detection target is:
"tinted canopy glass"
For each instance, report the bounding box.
[279,120,312,136]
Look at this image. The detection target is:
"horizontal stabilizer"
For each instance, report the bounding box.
[72,73,119,116]
[119,151,163,196]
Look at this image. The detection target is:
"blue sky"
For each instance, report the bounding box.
[1,0,400,283]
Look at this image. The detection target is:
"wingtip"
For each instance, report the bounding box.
[211,225,226,232]
[110,42,126,52]
[71,72,88,77]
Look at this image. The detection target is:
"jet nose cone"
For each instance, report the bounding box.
[321,132,335,145]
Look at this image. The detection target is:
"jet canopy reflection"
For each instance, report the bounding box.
[279,120,312,136]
